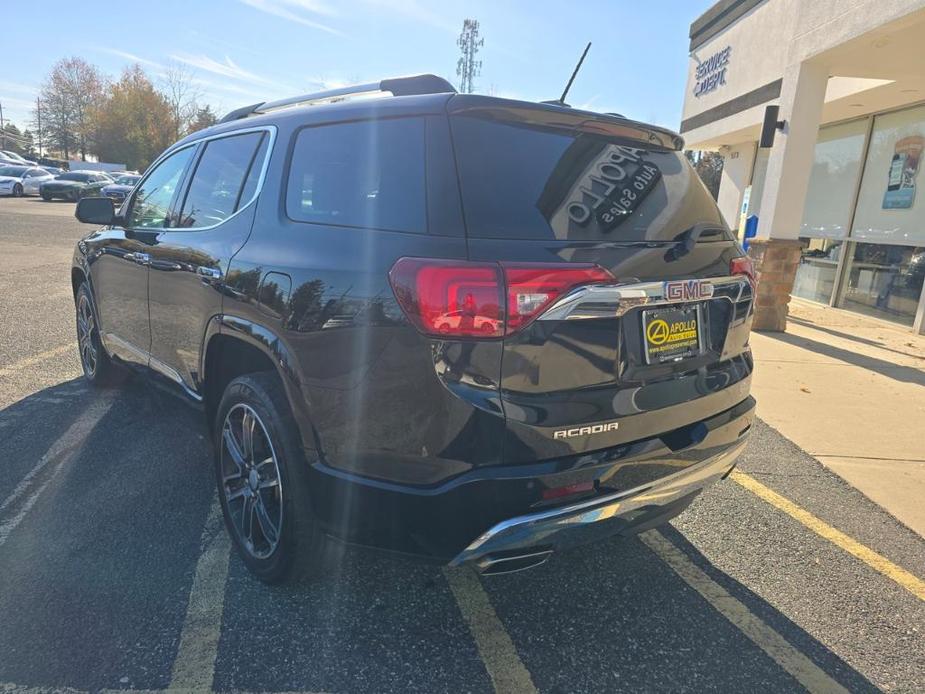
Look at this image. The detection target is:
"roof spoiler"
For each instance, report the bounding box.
[218,74,457,124]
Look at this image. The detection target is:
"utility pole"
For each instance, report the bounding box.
[0,101,5,149]
[456,19,484,94]
[36,97,43,158]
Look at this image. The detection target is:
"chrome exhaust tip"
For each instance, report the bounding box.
[476,548,553,576]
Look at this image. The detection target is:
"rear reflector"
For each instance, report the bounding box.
[542,481,595,500]
[389,258,615,338]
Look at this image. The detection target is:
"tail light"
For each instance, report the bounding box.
[730,256,756,287]
[389,258,615,339]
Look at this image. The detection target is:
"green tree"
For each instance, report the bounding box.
[95,65,174,171]
[189,105,219,133]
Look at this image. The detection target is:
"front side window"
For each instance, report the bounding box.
[177,131,266,229]
[286,118,425,233]
[127,147,194,229]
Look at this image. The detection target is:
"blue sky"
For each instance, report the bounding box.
[2,0,703,133]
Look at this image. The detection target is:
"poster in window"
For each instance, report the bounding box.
[882,135,923,209]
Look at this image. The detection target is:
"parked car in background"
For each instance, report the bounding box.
[101,173,141,204]
[40,171,111,201]
[0,150,38,166]
[0,165,55,196]
[40,166,65,176]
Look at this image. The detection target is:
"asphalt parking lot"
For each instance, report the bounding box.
[1,195,924,693]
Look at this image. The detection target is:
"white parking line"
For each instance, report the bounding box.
[640,529,849,694]
[168,495,232,692]
[0,394,115,548]
[444,566,537,694]
[0,344,75,379]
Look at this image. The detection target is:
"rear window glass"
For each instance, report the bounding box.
[450,116,721,241]
[286,118,426,234]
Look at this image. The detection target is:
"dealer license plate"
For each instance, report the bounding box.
[642,305,703,363]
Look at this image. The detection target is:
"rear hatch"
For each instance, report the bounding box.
[447,96,754,463]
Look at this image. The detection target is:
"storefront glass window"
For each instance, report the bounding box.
[851,104,925,245]
[838,242,925,325]
[800,119,868,238]
[793,238,843,304]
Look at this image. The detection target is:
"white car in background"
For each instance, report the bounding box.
[0,150,38,166]
[0,165,55,197]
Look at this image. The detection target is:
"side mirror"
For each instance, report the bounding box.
[75,197,119,226]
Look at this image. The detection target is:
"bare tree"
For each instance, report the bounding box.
[159,60,202,140]
[37,58,107,160]
[456,19,484,94]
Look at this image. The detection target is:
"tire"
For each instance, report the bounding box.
[214,372,325,584]
[41,192,52,201]
[12,183,23,197]
[75,282,123,387]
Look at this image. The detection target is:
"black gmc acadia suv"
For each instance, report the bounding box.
[71,74,756,583]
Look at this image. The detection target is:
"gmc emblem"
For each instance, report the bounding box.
[664,279,714,302]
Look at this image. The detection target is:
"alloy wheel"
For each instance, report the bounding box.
[76,293,98,377]
[220,403,284,559]
[13,184,22,197]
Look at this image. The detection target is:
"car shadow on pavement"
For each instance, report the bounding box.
[0,377,94,501]
[655,523,879,692]
[762,329,925,386]
[0,379,882,693]
[214,523,879,693]
[0,376,217,692]
[474,528,878,693]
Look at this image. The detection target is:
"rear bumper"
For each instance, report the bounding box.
[451,439,745,572]
[306,396,755,563]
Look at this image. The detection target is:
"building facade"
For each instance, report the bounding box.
[682,0,925,333]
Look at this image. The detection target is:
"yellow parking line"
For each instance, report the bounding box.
[640,529,849,694]
[168,495,232,691]
[730,471,925,602]
[0,344,75,379]
[444,567,537,694]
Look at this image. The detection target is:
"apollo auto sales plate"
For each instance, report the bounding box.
[642,305,703,363]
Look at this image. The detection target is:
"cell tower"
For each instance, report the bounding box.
[456,19,484,94]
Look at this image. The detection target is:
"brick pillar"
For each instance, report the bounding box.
[747,238,802,332]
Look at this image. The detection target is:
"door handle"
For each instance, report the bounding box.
[197,266,223,280]
[125,252,151,265]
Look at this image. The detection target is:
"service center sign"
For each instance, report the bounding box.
[693,46,731,97]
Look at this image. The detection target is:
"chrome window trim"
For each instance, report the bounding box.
[125,124,277,234]
[537,275,752,321]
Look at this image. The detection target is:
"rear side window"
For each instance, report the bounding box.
[286,118,426,233]
[178,131,266,228]
[450,115,722,242]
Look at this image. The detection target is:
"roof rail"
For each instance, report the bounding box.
[218,74,456,124]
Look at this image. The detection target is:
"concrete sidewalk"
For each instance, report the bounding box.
[750,298,925,536]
